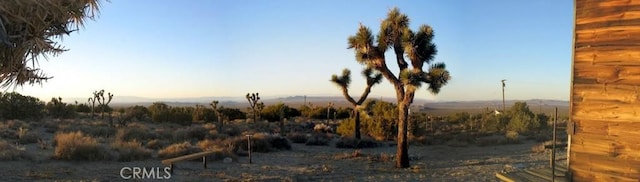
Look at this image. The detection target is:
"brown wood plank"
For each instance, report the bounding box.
[570,160,640,181]
[576,28,640,47]
[577,0,640,9]
[571,131,640,159]
[572,83,640,103]
[573,101,640,122]
[577,17,640,30]
[571,150,640,178]
[575,46,640,65]
[573,64,640,87]
[495,172,545,182]
[161,151,217,165]
[524,168,568,182]
[576,9,640,25]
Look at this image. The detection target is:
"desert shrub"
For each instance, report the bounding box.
[224,133,291,154]
[173,125,208,142]
[260,103,301,122]
[192,105,217,122]
[123,105,150,122]
[115,126,154,142]
[269,135,291,150]
[219,107,246,120]
[0,92,45,120]
[0,140,30,160]
[475,135,508,146]
[59,125,116,138]
[169,107,193,125]
[313,123,333,133]
[54,131,111,161]
[145,139,166,150]
[197,139,223,151]
[287,132,308,143]
[111,140,152,162]
[45,97,76,119]
[76,103,91,113]
[505,131,520,144]
[335,137,379,149]
[222,124,241,137]
[158,142,202,159]
[305,133,331,146]
[17,127,39,144]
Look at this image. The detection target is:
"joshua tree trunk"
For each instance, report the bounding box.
[396,101,410,168]
[354,109,361,139]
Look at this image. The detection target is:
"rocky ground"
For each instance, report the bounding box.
[1,139,566,182]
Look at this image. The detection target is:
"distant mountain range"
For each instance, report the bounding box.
[61,95,569,110]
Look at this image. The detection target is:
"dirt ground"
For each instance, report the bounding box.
[1,138,567,182]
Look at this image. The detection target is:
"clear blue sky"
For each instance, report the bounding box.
[17,0,573,102]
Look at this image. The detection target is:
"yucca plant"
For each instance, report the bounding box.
[0,0,105,88]
[346,7,451,168]
[330,67,382,139]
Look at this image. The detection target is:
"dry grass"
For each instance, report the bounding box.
[58,124,115,138]
[287,132,308,143]
[53,131,111,161]
[110,140,152,162]
[145,139,166,150]
[115,126,154,142]
[305,132,331,146]
[335,137,380,149]
[17,127,39,144]
[157,142,202,159]
[0,140,30,160]
[173,125,209,142]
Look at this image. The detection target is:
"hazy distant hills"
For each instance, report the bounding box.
[62,96,568,114]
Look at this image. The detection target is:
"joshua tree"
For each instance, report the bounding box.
[331,67,382,139]
[88,96,97,119]
[93,89,113,120]
[210,100,223,132]
[256,102,265,121]
[0,0,104,88]
[346,7,451,168]
[246,92,262,122]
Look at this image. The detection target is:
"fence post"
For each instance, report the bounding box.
[551,107,558,181]
[247,135,252,164]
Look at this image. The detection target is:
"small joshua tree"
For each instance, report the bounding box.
[246,92,262,122]
[210,100,223,132]
[92,89,113,120]
[331,67,382,139]
[256,102,265,121]
[88,96,96,119]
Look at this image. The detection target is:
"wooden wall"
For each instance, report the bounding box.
[572,0,640,181]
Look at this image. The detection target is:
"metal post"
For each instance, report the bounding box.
[247,135,252,164]
[203,156,207,168]
[551,107,558,181]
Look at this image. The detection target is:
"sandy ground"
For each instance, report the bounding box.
[1,139,567,182]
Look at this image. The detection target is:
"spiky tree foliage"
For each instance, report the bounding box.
[246,92,262,122]
[0,0,104,88]
[346,7,451,168]
[331,67,382,139]
[210,100,223,132]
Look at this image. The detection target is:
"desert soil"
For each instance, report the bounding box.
[1,138,566,182]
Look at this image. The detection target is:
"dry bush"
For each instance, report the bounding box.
[17,127,39,144]
[157,142,202,159]
[173,125,208,142]
[305,132,331,146]
[54,131,111,161]
[223,133,291,154]
[58,125,115,138]
[197,139,224,151]
[505,131,520,144]
[368,153,393,162]
[335,137,380,149]
[222,124,242,137]
[446,139,469,147]
[154,128,174,141]
[287,132,308,143]
[475,135,508,147]
[145,139,166,150]
[4,120,29,130]
[115,127,155,142]
[0,140,31,160]
[333,149,364,160]
[111,140,152,162]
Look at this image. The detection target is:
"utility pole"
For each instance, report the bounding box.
[501,79,507,112]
